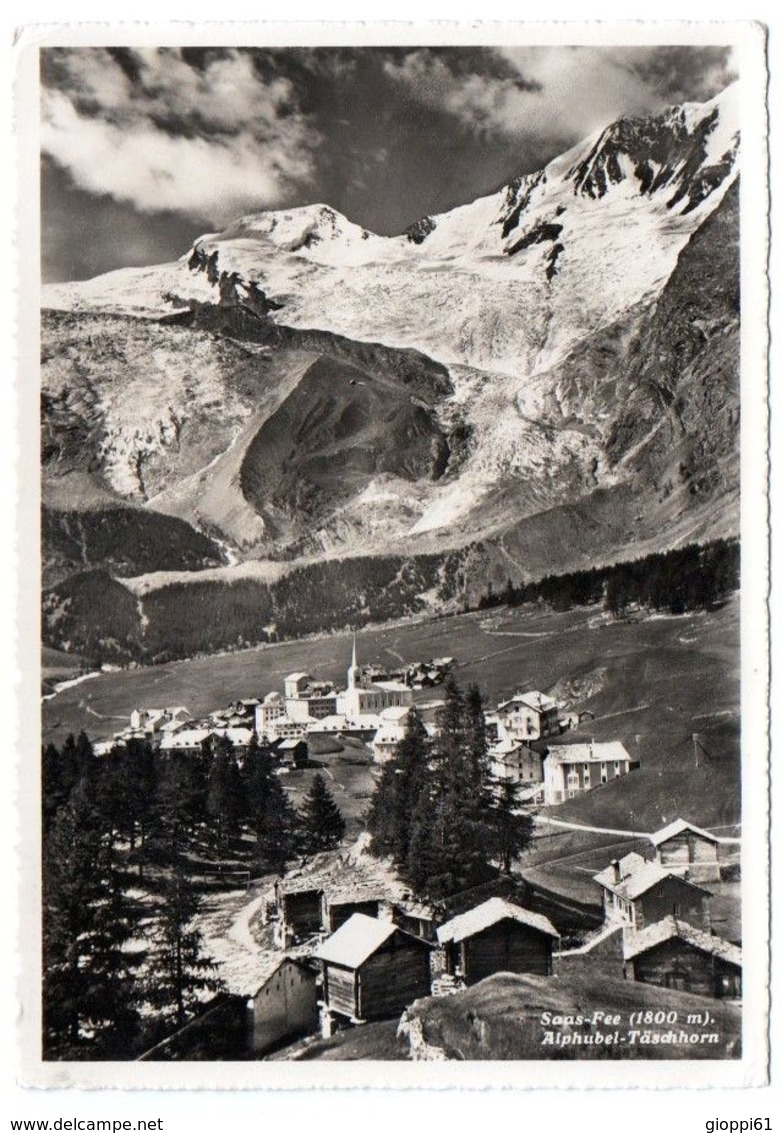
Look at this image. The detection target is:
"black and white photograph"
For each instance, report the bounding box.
[15,22,769,1087]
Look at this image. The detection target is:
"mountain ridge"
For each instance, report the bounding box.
[40,85,741,661]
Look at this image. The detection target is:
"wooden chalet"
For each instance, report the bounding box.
[593,852,711,931]
[649,818,722,884]
[246,958,319,1055]
[624,917,742,999]
[273,880,324,946]
[436,897,559,985]
[316,913,432,1025]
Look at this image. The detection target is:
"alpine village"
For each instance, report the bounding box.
[43,624,742,1062]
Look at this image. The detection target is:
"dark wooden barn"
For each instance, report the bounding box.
[324,897,381,934]
[316,913,432,1025]
[274,881,324,946]
[650,818,722,884]
[624,917,742,999]
[436,897,559,985]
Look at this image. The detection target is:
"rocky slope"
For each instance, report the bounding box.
[41,85,741,660]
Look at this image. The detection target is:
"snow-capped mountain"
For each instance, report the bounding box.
[41,85,740,660]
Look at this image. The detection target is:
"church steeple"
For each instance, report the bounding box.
[347,633,360,690]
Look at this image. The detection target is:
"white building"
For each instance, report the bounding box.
[496,691,560,741]
[542,739,633,804]
[129,705,191,734]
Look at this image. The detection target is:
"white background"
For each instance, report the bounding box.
[2,0,778,1127]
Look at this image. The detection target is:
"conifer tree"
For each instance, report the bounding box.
[242,733,298,872]
[42,781,143,1058]
[367,707,431,862]
[206,740,242,853]
[490,777,534,873]
[300,773,345,853]
[146,864,222,1027]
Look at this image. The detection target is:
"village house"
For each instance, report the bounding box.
[540,737,634,804]
[436,897,559,984]
[270,878,324,947]
[158,725,254,757]
[316,913,432,1031]
[623,917,742,999]
[488,737,544,787]
[496,690,560,740]
[254,691,286,736]
[593,852,712,931]
[270,738,309,768]
[246,958,319,1055]
[129,705,191,734]
[649,818,722,884]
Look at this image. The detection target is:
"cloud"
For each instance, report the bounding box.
[383,45,737,144]
[41,49,321,219]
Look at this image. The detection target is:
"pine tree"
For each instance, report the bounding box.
[206,740,242,854]
[490,777,534,873]
[301,773,345,853]
[42,781,143,1058]
[242,734,298,872]
[367,707,431,862]
[146,865,222,1027]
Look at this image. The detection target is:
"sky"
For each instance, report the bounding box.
[40,44,737,283]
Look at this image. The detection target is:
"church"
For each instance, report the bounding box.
[336,638,413,718]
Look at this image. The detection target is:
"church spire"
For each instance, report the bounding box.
[348,633,360,690]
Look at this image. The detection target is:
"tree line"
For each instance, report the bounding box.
[478,538,739,617]
[367,676,533,903]
[42,732,345,1060]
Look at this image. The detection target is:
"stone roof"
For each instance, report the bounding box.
[623,917,742,966]
[437,897,558,944]
[315,913,399,968]
[594,852,711,901]
[649,818,721,847]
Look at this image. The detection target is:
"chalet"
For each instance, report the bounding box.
[496,690,560,741]
[436,897,559,984]
[649,818,722,884]
[540,738,634,804]
[273,880,324,946]
[316,913,432,1028]
[324,896,382,934]
[593,852,711,931]
[624,917,742,999]
[391,901,437,942]
[272,738,309,768]
[246,958,319,1055]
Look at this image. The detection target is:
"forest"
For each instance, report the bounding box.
[477,538,739,617]
[41,731,344,1060]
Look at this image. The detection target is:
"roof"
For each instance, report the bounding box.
[490,738,524,757]
[263,691,283,704]
[498,690,557,713]
[285,671,309,682]
[380,705,411,722]
[545,740,631,765]
[315,913,400,968]
[623,917,742,966]
[373,680,410,693]
[252,956,317,995]
[649,818,721,847]
[436,897,558,944]
[593,853,711,901]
